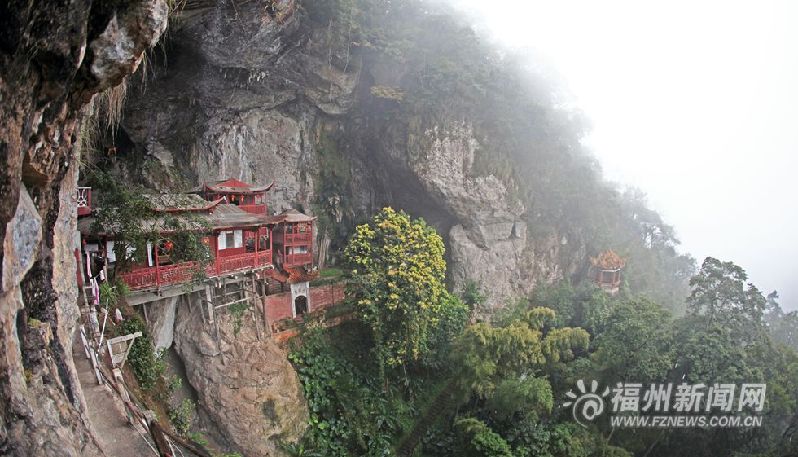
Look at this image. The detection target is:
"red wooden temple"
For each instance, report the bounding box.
[268,209,314,269]
[77,179,315,292]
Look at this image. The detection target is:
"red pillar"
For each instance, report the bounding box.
[154,240,160,288]
[254,228,259,267]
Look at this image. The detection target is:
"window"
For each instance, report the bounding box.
[298,223,307,233]
[218,230,243,250]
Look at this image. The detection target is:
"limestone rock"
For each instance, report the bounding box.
[173,296,307,456]
[2,187,42,292]
[148,296,179,351]
[0,0,168,454]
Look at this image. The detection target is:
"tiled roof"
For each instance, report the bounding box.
[142,194,223,212]
[78,213,211,236]
[265,208,316,224]
[192,178,274,194]
[286,267,319,284]
[591,250,625,270]
[210,204,270,230]
[79,204,272,236]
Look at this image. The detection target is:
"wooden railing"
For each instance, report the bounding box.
[283,232,312,244]
[283,252,312,267]
[118,268,157,290]
[257,251,272,266]
[119,250,273,290]
[159,262,202,285]
[217,251,272,275]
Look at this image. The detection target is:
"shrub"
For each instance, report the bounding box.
[118,315,163,390]
[169,398,196,435]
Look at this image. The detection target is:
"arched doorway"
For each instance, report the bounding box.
[294,295,308,316]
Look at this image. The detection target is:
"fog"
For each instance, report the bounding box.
[448,0,798,310]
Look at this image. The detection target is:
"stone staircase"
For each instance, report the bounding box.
[73,334,157,457]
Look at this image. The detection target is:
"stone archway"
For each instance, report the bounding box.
[290,281,310,318]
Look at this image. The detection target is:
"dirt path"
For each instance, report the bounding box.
[73,337,157,457]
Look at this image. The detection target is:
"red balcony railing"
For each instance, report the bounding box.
[118,250,273,290]
[76,187,91,216]
[257,250,272,267]
[282,252,312,268]
[283,232,312,244]
[118,268,157,290]
[159,262,203,285]
[217,251,272,275]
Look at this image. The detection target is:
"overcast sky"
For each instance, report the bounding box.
[448,0,798,310]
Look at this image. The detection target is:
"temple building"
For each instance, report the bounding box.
[268,209,314,269]
[76,178,322,323]
[191,178,273,215]
[78,193,273,290]
[590,250,625,295]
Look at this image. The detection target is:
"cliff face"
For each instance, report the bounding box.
[119,1,583,310]
[170,293,308,456]
[0,1,168,455]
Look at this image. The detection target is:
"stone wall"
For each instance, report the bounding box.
[264,282,346,325]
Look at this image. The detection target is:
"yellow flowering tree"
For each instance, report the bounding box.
[344,207,448,371]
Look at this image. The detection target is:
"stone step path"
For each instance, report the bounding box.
[73,336,158,457]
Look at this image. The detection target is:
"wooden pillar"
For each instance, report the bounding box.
[154,239,160,288]
[254,227,259,266]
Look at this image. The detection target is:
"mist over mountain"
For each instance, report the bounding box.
[1,1,796,456]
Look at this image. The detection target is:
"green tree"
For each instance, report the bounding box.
[452,307,589,403]
[88,170,211,276]
[454,418,513,457]
[593,298,674,382]
[89,170,156,271]
[687,257,766,338]
[344,207,448,370]
[765,291,798,350]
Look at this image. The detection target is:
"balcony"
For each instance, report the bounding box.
[281,252,312,268]
[283,232,312,244]
[118,251,273,291]
[76,187,91,216]
[216,251,272,275]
